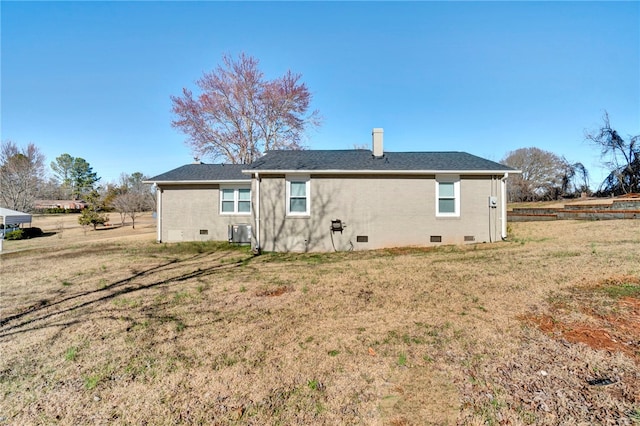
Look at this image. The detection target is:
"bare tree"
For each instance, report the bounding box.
[110,191,128,226]
[559,158,590,197]
[501,147,567,201]
[112,192,148,229]
[586,111,639,195]
[0,141,46,211]
[38,177,68,200]
[171,53,321,164]
[111,172,155,228]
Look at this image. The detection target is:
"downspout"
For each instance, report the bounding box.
[500,173,508,240]
[489,175,498,243]
[254,172,261,253]
[156,184,162,243]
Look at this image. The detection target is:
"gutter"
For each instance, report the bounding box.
[242,169,516,176]
[143,179,249,185]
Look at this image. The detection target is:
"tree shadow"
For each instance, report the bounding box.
[95,225,122,231]
[0,250,253,337]
[257,177,347,252]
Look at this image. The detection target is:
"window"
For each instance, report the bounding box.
[286,177,310,216]
[220,187,251,214]
[438,182,455,213]
[238,189,251,213]
[436,176,460,217]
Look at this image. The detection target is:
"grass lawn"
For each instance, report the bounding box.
[1,217,639,424]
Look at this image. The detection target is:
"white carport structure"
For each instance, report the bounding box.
[1,207,32,227]
[0,207,32,251]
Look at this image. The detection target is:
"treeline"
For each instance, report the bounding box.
[501,112,638,202]
[0,145,155,229]
[2,112,637,211]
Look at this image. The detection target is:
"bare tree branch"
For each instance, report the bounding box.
[171,53,321,164]
[586,111,639,195]
[0,141,46,212]
[502,147,569,201]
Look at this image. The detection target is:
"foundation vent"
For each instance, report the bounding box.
[430,236,442,243]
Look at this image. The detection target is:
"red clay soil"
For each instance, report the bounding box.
[255,285,293,297]
[524,295,640,364]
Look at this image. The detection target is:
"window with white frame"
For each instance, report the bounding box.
[436,176,460,217]
[286,177,310,216]
[220,187,251,214]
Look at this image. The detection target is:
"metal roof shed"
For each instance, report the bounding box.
[0,208,32,251]
[0,207,32,227]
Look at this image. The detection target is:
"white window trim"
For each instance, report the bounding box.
[286,176,310,217]
[220,186,251,215]
[435,175,460,217]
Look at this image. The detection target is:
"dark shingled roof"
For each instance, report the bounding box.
[247,150,515,172]
[147,151,516,182]
[147,164,250,182]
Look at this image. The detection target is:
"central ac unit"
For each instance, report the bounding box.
[228,224,252,244]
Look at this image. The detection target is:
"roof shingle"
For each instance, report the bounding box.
[247,150,515,172]
[148,150,516,183]
[147,164,250,182]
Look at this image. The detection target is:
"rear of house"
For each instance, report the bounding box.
[148,129,518,252]
[246,129,516,252]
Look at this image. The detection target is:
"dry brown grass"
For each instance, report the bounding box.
[1,217,639,425]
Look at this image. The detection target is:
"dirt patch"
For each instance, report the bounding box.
[523,313,640,360]
[256,285,293,297]
[522,276,640,364]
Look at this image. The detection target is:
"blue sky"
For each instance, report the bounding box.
[2,1,638,188]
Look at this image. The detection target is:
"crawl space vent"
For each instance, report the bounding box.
[464,235,475,242]
[430,236,442,243]
[356,236,368,243]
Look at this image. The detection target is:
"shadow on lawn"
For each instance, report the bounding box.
[0,250,253,338]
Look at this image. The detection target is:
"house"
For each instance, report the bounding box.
[33,200,88,210]
[147,129,518,252]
